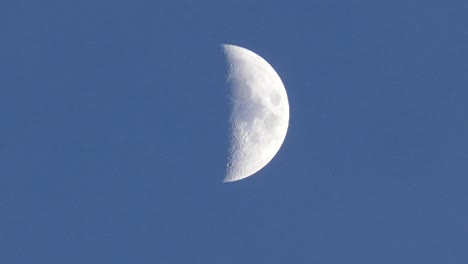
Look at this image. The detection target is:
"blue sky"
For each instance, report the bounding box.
[1,0,467,263]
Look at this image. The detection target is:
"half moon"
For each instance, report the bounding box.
[223,44,290,182]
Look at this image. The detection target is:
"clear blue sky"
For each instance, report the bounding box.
[1,0,467,263]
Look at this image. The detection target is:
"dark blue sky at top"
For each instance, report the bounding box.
[1,0,467,263]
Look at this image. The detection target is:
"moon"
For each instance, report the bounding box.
[223,44,290,182]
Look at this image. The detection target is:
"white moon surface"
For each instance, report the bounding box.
[223,44,290,182]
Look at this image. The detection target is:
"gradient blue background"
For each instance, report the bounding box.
[1,0,467,263]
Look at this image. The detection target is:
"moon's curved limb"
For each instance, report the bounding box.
[223,44,290,182]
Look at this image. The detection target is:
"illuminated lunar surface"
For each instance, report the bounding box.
[223,44,290,182]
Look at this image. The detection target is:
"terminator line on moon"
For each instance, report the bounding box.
[223,44,290,182]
